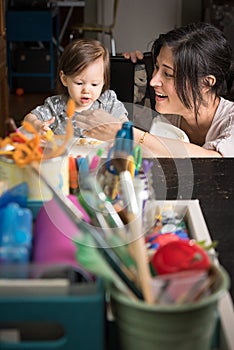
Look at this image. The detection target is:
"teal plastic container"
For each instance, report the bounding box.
[111,265,229,350]
[0,279,105,350]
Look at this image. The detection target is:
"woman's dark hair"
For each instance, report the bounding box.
[151,22,234,117]
[57,38,110,95]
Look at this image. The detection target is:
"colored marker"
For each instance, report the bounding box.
[89,148,104,171]
[68,156,78,194]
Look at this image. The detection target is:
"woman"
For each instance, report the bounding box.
[76,22,234,157]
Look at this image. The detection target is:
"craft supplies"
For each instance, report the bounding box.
[0,109,224,308]
[151,239,211,275]
[0,203,32,263]
[133,144,142,175]
[33,195,92,271]
[66,121,220,307]
[89,148,104,171]
[0,99,76,200]
[97,121,154,303]
[0,100,230,350]
[29,160,143,300]
[68,156,79,194]
[0,151,69,201]
[0,184,33,264]
[111,264,229,350]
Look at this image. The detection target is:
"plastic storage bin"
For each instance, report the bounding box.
[0,194,105,350]
[0,278,105,350]
[6,10,59,92]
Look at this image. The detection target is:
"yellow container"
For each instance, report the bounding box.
[0,155,69,202]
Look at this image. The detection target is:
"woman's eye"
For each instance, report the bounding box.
[165,72,174,78]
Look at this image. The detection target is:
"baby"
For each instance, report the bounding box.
[23,39,128,137]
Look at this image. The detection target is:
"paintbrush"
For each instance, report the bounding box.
[113,153,154,304]
[108,121,154,303]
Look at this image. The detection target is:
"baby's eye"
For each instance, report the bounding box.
[92,83,98,87]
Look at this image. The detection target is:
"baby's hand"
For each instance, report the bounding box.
[40,117,56,135]
[23,113,55,135]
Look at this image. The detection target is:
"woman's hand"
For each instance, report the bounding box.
[76,109,122,141]
[123,50,144,63]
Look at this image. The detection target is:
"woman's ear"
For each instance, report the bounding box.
[60,70,68,87]
[202,75,216,92]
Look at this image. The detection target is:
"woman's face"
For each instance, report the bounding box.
[150,46,188,116]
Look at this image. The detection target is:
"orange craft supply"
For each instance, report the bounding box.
[68,156,79,193]
[67,98,76,118]
[0,121,43,167]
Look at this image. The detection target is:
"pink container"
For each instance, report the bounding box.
[33,195,92,278]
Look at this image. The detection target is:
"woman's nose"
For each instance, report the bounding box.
[150,70,162,87]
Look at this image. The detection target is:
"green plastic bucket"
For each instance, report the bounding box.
[111,265,229,350]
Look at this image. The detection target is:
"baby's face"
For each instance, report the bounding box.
[61,57,105,112]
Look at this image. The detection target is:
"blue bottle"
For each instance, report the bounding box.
[0,202,33,263]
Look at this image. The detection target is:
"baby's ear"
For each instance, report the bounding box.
[60,70,68,87]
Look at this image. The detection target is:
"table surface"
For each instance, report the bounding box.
[150,158,234,301]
